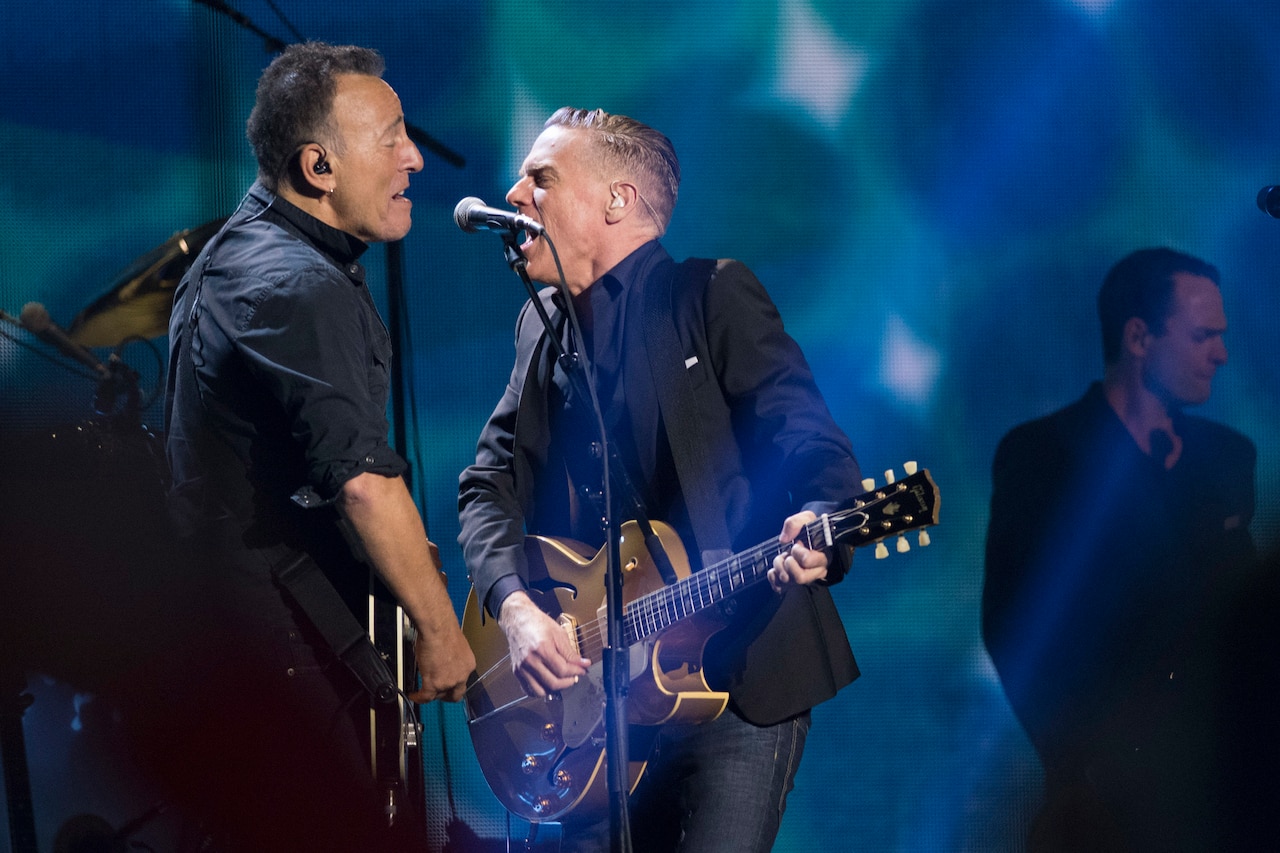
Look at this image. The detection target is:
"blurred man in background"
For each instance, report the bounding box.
[983,247,1260,851]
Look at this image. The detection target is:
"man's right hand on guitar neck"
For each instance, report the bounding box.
[497,591,592,698]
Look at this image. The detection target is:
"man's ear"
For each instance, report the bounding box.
[1122,316,1151,358]
[605,180,640,223]
[296,143,334,196]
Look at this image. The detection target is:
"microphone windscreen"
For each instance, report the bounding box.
[453,197,484,232]
[19,302,53,333]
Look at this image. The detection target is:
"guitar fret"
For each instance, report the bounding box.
[617,469,938,647]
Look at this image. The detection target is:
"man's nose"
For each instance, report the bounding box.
[1214,339,1228,365]
[404,140,425,173]
[506,176,530,206]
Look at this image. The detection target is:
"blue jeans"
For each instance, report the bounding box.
[563,709,811,853]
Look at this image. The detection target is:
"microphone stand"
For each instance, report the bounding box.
[499,233,633,853]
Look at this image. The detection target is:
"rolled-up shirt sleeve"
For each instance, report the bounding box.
[233,265,405,506]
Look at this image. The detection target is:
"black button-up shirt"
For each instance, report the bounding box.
[165,182,405,544]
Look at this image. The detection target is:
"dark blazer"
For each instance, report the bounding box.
[982,383,1258,848]
[984,383,1256,765]
[459,243,861,725]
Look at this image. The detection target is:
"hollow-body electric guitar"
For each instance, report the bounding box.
[461,464,940,823]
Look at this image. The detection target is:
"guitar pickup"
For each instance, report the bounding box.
[558,613,580,658]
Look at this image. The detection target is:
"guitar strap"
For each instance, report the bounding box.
[270,551,399,704]
[644,257,734,566]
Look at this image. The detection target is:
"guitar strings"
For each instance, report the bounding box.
[465,479,927,703]
[464,518,827,701]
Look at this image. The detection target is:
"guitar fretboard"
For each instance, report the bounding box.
[621,515,837,645]
[616,470,936,646]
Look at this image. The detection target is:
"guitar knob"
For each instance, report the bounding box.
[532,797,554,816]
[541,723,559,742]
[554,769,573,789]
[522,755,542,774]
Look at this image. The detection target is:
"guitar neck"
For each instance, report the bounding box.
[622,535,787,644]
[621,468,939,646]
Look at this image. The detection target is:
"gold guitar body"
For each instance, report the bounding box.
[461,520,730,823]
[461,465,941,823]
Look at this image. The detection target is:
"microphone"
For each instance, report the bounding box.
[18,302,108,376]
[1257,185,1280,218]
[453,197,544,236]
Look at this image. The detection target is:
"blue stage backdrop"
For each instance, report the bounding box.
[2,1,1278,851]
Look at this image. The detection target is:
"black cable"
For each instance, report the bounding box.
[0,324,102,382]
[261,0,306,43]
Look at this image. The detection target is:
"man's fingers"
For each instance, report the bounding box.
[431,676,471,704]
[410,675,470,705]
[769,549,829,593]
[514,648,586,697]
[769,556,787,593]
[778,510,818,544]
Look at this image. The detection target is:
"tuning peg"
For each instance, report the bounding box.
[884,468,896,484]
[896,535,910,554]
[874,542,888,559]
[861,477,875,492]
[918,530,931,547]
[904,461,918,475]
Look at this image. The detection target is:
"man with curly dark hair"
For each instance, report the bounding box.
[159,42,473,851]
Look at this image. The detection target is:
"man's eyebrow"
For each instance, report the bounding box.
[523,162,555,179]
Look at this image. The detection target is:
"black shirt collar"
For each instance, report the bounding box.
[600,239,667,293]
[552,240,669,315]
[250,182,369,268]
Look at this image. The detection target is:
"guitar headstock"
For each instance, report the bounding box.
[829,461,940,558]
